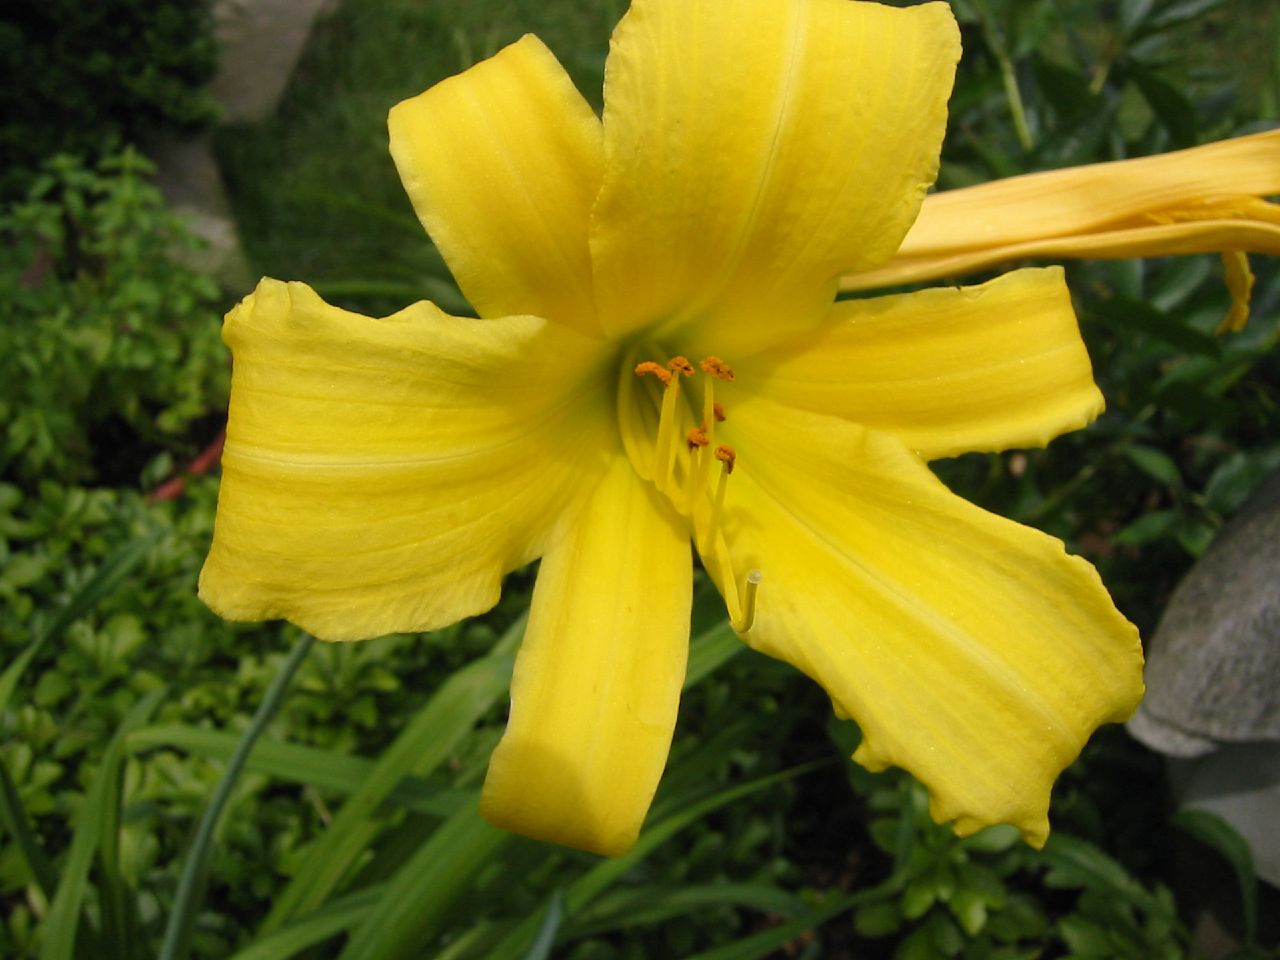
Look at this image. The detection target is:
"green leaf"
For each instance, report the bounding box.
[225,888,381,960]
[160,634,316,960]
[0,528,159,723]
[522,888,564,960]
[128,725,467,817]
[1112,509,1179,547]
[336,804,509,960]
[569,883,807,939]
[39,689,165,960]
[948,886,988,937]
[0,754,59,900]
[854,901,903,938]
[486,762,827,960]
[1041,834,1182,932]
[685,620,743,689]
[1121,445,1183,488]
[1171,809,1258,945]
[261,616,524,933]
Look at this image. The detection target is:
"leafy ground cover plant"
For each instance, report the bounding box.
[0,150,229,488]
[2,0,1278,958]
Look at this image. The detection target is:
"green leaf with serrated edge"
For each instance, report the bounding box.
[261,617,523,934]
[1172,809,1258,945]
[39,689,165,960]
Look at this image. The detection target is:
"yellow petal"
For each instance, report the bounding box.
[388,35,603,334]
[199,279,614,641]
[744,268,1103,460]
[591,0,960,357]
[845,129,1280,291]
[712,398,1143,845]
[480,456,691,856]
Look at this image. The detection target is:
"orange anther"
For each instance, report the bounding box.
[699,356,735,381]
[714,445,736,474]
[634,361,672,386]
[713,401,726,422]
[668,356,695,377]
[686,426,709,449]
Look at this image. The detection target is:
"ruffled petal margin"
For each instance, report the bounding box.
[199,279,614,641]
[481,456,691,856]
[713,398,1143,845]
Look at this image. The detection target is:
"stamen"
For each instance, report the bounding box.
[686,425,709,449]
[713,401,726,422]
[733,569,762,634]
[634,361,672,386]
[668,356,695,378]
[699,356,736,381]
[653,363,687,495]
[714,445,736,474]
[698,453,734,557]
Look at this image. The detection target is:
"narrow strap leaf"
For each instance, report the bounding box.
[158,633,316,960]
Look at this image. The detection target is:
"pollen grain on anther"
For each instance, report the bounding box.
[699,356,736,381]
[714,445,737,473]
[668,356,696,377]
[713,401,726,422]
[634,361,672,385]
[686,426,709,449]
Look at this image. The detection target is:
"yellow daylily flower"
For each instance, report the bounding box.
[843,130,1280,331]
[200,0,1144,858]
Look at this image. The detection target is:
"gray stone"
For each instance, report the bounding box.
[211,0,334,125]
[148,133,253,292]
[1128,469,1280,756]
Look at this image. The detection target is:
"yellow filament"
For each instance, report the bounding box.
[653,373,683,495]
[699,458,732,557]
[732,569,762,634]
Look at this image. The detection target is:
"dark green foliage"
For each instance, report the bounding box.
[0,150,229,487]
[3,0,1279,958]
[0,0,218,199]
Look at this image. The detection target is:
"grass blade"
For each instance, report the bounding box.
[39,689,166,960]
[261,615,524,933]
[128,725,467,817]
[486,761,826,960]
[336,803,510,960]
[0,753,59,900]
[224,887,382,960]
[684,620,743,688]
[522,888,564,960]
[159,633,316,960]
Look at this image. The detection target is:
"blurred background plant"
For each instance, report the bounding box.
[1,0,1277,958]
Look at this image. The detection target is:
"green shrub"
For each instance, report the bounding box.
[0,0,217,199]
[0,149,230,488]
